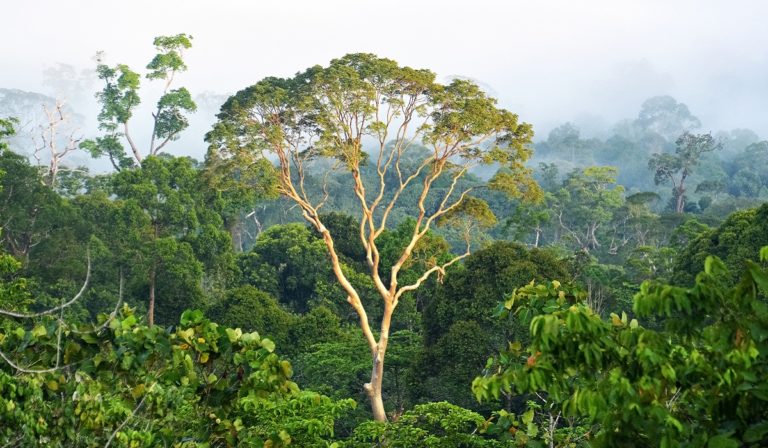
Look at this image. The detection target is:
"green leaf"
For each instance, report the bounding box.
[80,332,98,344]
[745,422,768,442]
[121,354,134,370]
[747,261,768,293]
[707,435,739,448]
[261,338,275,353]
[121,314,137,330]
[131,384,145,399]
[225,328,242,343]
[521,408,534,425]
[180,309,204,325]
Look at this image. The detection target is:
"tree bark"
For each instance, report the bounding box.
[675,172,688,213]
[365,304,392,422]
[365,347,388,422]
[675,186,685,213]
[148,264,156,327]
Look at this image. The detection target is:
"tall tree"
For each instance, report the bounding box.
[649,132,721,213]
[84,34,197,170]
[648,132,722,213]
[634,95,701,142]
[207,53,540,421]
[111,156,206,326]
[725,141,768,198]
[554,166,625,252]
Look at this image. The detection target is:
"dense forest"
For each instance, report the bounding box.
[1,35,767,447]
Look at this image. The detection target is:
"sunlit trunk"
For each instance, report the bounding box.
[365,347,388,422]
[365,304,392,422]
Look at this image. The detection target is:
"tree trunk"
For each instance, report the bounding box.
[365,346,388,422]
[227,219,243,252]
[675,188,685,213]
[365,302,393,422]
[675,176,687,213]
[148,264,156,327]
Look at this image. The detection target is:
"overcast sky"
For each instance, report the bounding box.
[2,0,768,155]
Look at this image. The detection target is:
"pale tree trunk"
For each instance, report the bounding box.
[674,172,688,214]
[267,83,482,422]
[32,102,82,188]
[314,224,388,419]
[364,302,393,421]
[124,122,143,165]
[365,338,388,421]
[675,187,685,213]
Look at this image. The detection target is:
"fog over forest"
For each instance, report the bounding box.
[3,2,768,446]
[2,0,768,166]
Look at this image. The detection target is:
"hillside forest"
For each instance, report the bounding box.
[1,35,767,447]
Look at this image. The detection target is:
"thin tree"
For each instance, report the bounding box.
[83,34,197,170]
[207,54,540,421]
[31,101,83,187]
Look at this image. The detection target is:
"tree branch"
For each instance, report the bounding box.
[394,250,470,303]
[103,383,155,448]
[123,122,142,164]
[0,252,90,319]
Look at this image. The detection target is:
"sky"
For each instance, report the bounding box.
[2,0,768,160]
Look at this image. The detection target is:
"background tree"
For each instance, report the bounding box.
[0,149,76,265]
[207,53,540,421]
[553,166,625,252]
[634,95,701,142]
[648,132,721,213]
[724,141,768,198]
[31,101,84,187]
[536,122,598,166]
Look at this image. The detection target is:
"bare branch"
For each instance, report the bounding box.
[0,252,90,319]
[394,250,470,303]
[0,349,72,374]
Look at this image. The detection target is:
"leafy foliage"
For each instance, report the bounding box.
[0,305,354,446]
[344,402,506,447]
[475,249,768,446]
[85,34,197,168]
[672,203,768,286]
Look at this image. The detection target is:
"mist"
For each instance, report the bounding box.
[1,0,767,167]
